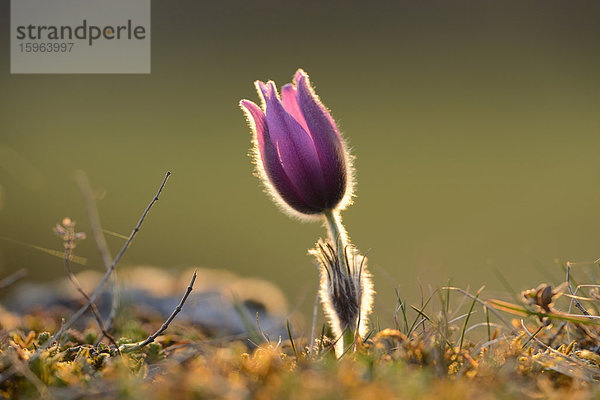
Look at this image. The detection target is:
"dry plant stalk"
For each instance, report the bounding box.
[74,170,119,344]
[54,218,119,350]
[0,171,171,385]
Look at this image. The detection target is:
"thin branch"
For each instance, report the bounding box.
[120,270,196,352]
[52,172,170,342]
[11,170,172,366]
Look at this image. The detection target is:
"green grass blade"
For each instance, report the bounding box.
[287,320,297,357]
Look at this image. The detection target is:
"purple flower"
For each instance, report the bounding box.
[240,69,351,216]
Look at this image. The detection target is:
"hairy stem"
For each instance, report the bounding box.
[323,209,355,352]
[324,210,348,267]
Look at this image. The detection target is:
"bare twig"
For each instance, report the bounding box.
[74,170,120,343]
[0,172,173,385]
[120,270,197,352]
[49,171,171,345]
[0,268,27,290]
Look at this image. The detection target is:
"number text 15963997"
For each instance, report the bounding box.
[19,42,75,53]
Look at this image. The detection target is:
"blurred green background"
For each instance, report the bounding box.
[1,1,599,325]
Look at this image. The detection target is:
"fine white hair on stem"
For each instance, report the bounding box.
[310,240,374,356]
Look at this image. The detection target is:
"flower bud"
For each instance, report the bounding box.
[240,69,352,217]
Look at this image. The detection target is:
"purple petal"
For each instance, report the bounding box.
[281,83,309,133]
[240,98,323,214]
[261,81,329,210]
[295,69,347,208]
[240,99,267,156]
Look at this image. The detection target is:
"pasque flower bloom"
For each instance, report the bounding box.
[240,69,351,217]
[240,69,372,357]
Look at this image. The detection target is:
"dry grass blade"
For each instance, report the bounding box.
[74,170,120,343]
[459,286,483,351]
[286,320,297,357]
[0,236,87,265]
[408,288,438,336]
[74,171,113,271]
[443,287,518,334]
[520,321,544,348]
[520,320,600,381]
[488,299,600,325]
